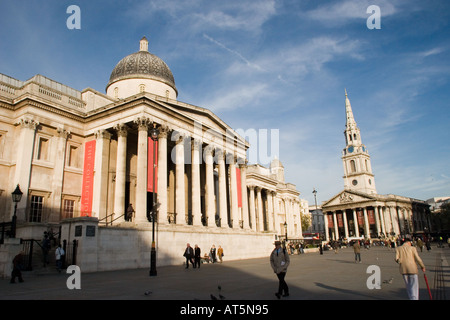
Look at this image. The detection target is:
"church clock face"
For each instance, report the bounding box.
[352,179,358,186]
[348,146,354,153]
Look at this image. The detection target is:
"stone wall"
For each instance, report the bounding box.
[60,217,276,273]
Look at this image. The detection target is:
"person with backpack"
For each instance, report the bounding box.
[270,240,290,299]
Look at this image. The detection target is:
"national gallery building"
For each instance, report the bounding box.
[321,91,431,242]
[0,37,304,272]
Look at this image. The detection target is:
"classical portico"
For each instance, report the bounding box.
[0,37,307,271]
[322,91,431,242]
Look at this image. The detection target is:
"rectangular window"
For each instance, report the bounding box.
[30,195,43,222]
[63,199,75,219]
[68,145,79,167]
[37,137,49,161]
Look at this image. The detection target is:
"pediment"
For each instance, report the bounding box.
[322,189,377,208]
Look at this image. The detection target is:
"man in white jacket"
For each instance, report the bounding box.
[270,241,290,299]
[55,244,65,273]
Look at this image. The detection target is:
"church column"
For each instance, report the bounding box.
[374,206,381,236]
[92,129,111,219]
[332,211,338,240]
[113,124,128,224]
[191,139,202,226]
[217,149,227,227]
[343,210,349,239]
[204,145,214,227]
[228,153,239,229]
[134,117,150,224]
[157,125,168,224]
[12,118,39,220]
[363,207,370,239]
[51,127,70,222]
[174,132,185,225]
[378,206,386,236]
[248,186,257,231]
[352,209,360,237]
[324,212,330,242]
[239,162,250,229]
[256,187,264,232]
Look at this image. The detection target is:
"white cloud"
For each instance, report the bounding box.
[305,0,397,25]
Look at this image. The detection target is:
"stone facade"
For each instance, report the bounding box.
[0,38,305,272]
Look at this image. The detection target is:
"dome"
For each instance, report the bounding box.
[106,37,177,95]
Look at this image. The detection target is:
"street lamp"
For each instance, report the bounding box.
[11,184,23,238]
[149,123,159,277]
[284,221,288,245]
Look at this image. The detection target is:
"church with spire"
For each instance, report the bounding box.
[321,90,431,242]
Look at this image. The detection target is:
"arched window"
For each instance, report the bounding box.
[350,160,356,173]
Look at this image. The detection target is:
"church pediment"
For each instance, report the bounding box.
[322,189,377,208]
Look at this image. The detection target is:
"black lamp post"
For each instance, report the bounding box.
[284,221,288,245]
[11,184,23,238]
[149,123,159,277]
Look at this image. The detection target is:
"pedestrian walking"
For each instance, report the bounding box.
[10,251,25,283]
[194,244,201,268]
[183,243,194,269]
[126,204,135,221]
[270,241,290,299]
[209,245,217,263]
[55,243,65,272]
[353,240,361,263]
[416,238,423,252]
[217,245,224,263]
[395,237,426,300]
[42,234,51,267]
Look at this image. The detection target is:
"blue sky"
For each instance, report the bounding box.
[1,0,449,206]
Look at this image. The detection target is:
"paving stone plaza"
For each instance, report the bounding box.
[1,245,448,301]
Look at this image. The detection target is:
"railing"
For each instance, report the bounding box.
[0,221,14,244]
[98,213,125,226]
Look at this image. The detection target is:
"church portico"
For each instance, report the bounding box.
[322,91,431,243]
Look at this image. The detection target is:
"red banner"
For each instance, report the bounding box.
[81,140,96,216]
[368,209,376,225]
[147,138,158,193]
[357,210,364,226]
[327,214,334,228]
[337,213,344,227]
[236,167,242,208]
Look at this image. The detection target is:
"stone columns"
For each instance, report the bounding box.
[12,118,39,220]
[352,209,360,237]
[228,153,239,229]
[332,211,338,240]
[342,210,349,239]
[266,191,274,232]
[134,117,150,224]
[217,150,227,227]
[191,139,202,226]
[174,132,185,225]
[113,124,128,224]
[248,186,256,231]
[256,187,264,232]
[92,129,111,219]
[363,207,370,239]
[204,146,215,227]
[239,162,250,229]
[51,127,70,222]
[157,126,168,224]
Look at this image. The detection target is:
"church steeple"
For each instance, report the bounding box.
[341,90,377,194]
[344,89,361,147]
